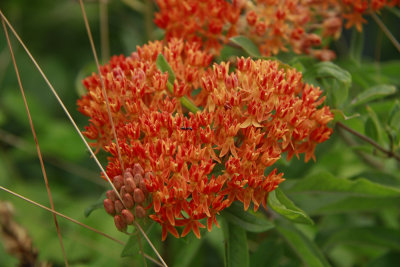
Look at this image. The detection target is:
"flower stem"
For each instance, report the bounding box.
[336,121,400,161]
[370,11,400,53]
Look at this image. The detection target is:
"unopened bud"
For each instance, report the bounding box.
[114,215,127,232]
[125,178,136,193]
[124,171,133,182]
[135,205,146,218]
[133,174,142,186]
[133,163,144,176]
[113,175,124,190]
[103,199,115,215]
[121,209,135,225]
[133,188,145,203]
[114,200,124,214]
[120,185,127,196]
[106,190,117,201]
[139,180,148,195]
[122,193,135,209]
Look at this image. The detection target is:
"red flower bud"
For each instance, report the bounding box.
[121,209,135,225]
[114,215,127,232]
[123,193,135,209]
[114,200,124,214]
[135,205,146,218]
[133,188,145,203]
[103,199,115,215]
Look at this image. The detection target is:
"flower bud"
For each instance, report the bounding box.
[106,190,117,201]
[139,180,148,195]
[133,174,143,187]
[132,163,144,176]
[112,175,124,190]
[124,171,133,183]
[135,205,146,218]
[122,193,135,209]
[133,188,145,203]
[125,178,136,193]
[114,215,127,232]
[121,209,135,225]
[114,200,124,214]
[103,199,115,215]
[120,185,127,196]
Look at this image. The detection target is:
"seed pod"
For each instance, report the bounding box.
[114,200,124,214]
[114,215,127,232]
[133,163,144,176]
[122,193,134,209]
[106,190,117,201]
[125,178,136,193]
[135,205,146,218]
[121,209,135,225]
[103,199,115,215]
[113,175,124,190]
[133,174,142,186]
[133,188,145,203]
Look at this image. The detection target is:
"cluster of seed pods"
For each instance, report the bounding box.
[103,163,150,232]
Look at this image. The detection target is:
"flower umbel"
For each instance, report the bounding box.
[78,39,333,240]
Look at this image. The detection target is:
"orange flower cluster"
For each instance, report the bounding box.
[154,0,399,59]
[77,39,211,151]
[154,0,241,53]
[342,0,400,31]
[78,39,333,240]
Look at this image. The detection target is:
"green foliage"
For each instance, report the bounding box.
[229,36,261,58]
[268,188,314,225]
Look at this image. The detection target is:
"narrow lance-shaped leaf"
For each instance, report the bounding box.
[268,188,314,225]
[289,171,400,197]
[351,84,397,107]
[156,53,176,85]
[222,220,249,267]
[276,222,331,267]
[221,202,274,233]
[229,36,261,58]
[84,191,107,217]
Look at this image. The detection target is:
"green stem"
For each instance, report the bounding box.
[336,121,400,162]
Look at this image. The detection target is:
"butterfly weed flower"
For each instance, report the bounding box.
[78,39,333,240]
[154,0,399,59]
[77,39,212,152]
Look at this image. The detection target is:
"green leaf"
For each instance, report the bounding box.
[276,223,330,267]
[156,53,176,85]
[229,36,261,58]
[365,106,384,142]
[365,117,379,142]
[172,236,204,267]
[289,171,400,197]
[312,196,400,214]
[221,202,274,233]
[268,188,314,225]
[223,221,249,267]
[121,235,139,257]
[351,84,397,106]
[388,101,400,129]
[367,251,400,267]
[84,191,107,217]
[303,62,352,107]
[318,226,400,251]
